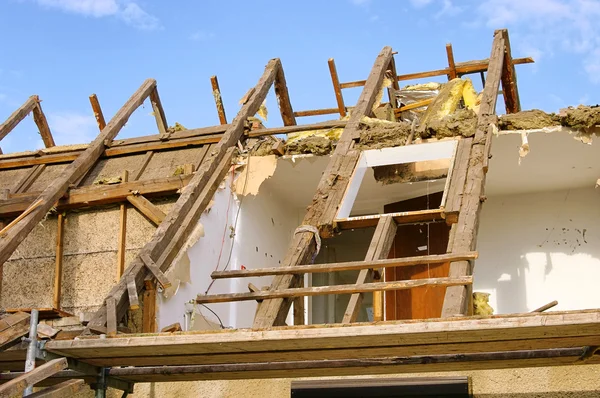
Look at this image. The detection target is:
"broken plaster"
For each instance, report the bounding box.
[234,155,278,196]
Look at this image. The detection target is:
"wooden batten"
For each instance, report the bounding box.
[89,93,107,130]
[127,194,166,226]
[446,43,457,80]
[52,213,65,310]
[132,151,154,181]
[116,170,129,280]
[342,215,397,323]
[31,98,56,148]
[210,76,228,125]
[328,58,347,117]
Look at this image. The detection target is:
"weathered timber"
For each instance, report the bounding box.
[140,253,172,290]
[253,47,394,328]
[532,300,559,313]
[328,59,347,117]
[274,64,296,126]
[142,281,157,333]
[441,30,505,317]
[0,175,192,217]
[28,379,87,398]
[106,297,117,336]
[197,277,471,304]
[210,76,227,125]
[499,30,521,113]
[126,274,140,310]
[0,96,38,142]
[339,57,533,89]
[0,79,157,267]
[31,99,56,148]
[87,60,281,332]
[132,151,154,181]
[212,252,478,279]
[0,357,67,397]
[126,194,166,226]
[150,88,169,139]
[293,108,341,117]
[89,94,107,130]
[342,216,397,323]
[0,312,30,350]
[335,209,449,230]
[12,164,46,194]
[52,213,64,310]
[442,138,473,215]
[446,43,457,80]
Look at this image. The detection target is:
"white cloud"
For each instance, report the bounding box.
[410,0,433,7]
[434,0,461,18]
[476,0,600,84]
[47,112,98,145]
[350,0,371,5]
[33,0,160,30]
[189,31,216,42]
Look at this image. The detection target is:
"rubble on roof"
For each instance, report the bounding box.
[355,117,412,149]
[499,109,560,130]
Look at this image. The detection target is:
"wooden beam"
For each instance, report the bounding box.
[31,98,56,148]
[446,43,457,80]
[0,96,37,142]
[339,56,534,89]
[150,87,169,139]
[197,277,472,304]
[52,213,65,310]
[12,164,46,194]
[343,216,397,323]
[274,64,297,126]
[335,209,448,231]
[210,76,228,125]
[116,170,128,280]
[0,357,67,397]
[0,79,157,267]
[499,29,521,113]
[127,194,166,226]
[142,281,156,333]
[441,138,473,215]
[0,174,193,217]
[140,253,171,290]
[86,59,281,333]
[212,252,479,279]
[132,151,154,181]
[89,94,107,130]
[328,58,347,117]
[253,47,394,328]
[441,30,505,317]
[0,312,30,350]
[106,297,117,336]
[126,274,140,310]
[28,379,86,398]
[532,300,558,313]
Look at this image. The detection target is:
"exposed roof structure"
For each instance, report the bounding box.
[0,28,599,396]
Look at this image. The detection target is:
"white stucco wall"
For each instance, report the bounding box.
[475,186,600,314]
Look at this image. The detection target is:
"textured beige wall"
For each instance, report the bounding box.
[66,365,600,397]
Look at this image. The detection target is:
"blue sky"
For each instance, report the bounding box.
[0,0,598,153]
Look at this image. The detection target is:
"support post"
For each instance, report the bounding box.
[446,43,457,80]
[116,170,128,280]
[52,213,64,310]
[23,309,39,396]
[328,58,346,117]
[210,76,228,125]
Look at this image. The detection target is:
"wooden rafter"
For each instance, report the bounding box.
[274,65,297,126]
[0,79,157,267]
[252,47,394,328]
[441,29,506,317]
[210,76,228,125]
[499,29,521,113]
[85,59,286,333]
[0,95,55,148]
[342,215,397,323]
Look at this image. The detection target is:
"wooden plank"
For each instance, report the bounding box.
[140,253,172,290]
[0,96,37,142]
[0,312,30,350]
[293,108,339,117]
[52,213,64,310]
[106,297,117,336]
[441,30,505,317]
[210,76,228,125]
[212,252,478,279]
[44,310,600,361]
[394,98,433,115]
[253,47,394,328]
[86,60,281,333]
[335,209,448,230]
[274,64,297,126]
[0,79,157,267]
[532,300,558,313]
[31,99,56,148]
[131,151,154,181]
[339,57,534,89]
[0,357,67,397]
[197,277,472,304]
[12,164,46,194]
[499,29,521,113]
[126,194,166,226]
[126,274,140,310]
[116,170,128,280]
[442,138,473,215]
[89,94,107,130]
[28,379,86,398]
[1,174,193,217]
[328,58,347,117]
[446,43,457,80]
[142,281,157,333]
[343,216,397,323]
[150,87,169,139]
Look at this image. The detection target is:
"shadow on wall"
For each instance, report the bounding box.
[475,187,600,314]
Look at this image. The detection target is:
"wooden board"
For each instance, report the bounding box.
[0,357,67,396]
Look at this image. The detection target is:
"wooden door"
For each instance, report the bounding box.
[384,192,451,320]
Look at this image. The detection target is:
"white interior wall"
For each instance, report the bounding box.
[475,187,600,314]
